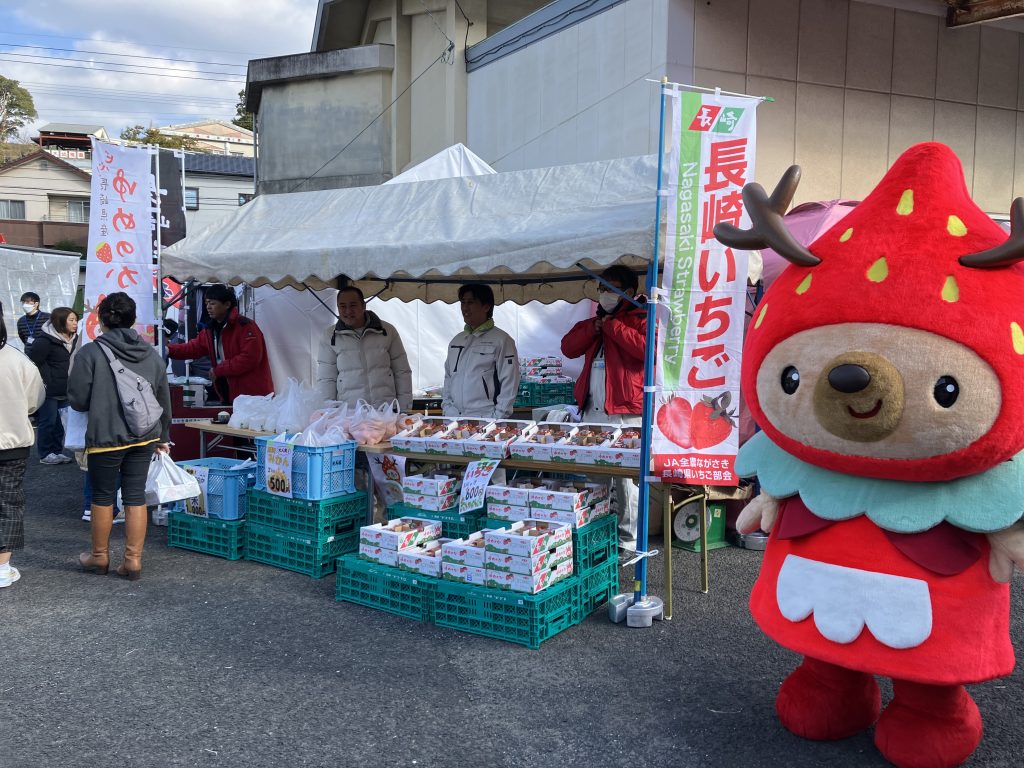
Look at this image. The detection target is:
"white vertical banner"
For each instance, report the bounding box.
[652,90,759,486]
[85,138,157,341]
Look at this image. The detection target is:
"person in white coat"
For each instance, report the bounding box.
[442,284,520,419]
[315,286,413,410]
[0,302,46,588]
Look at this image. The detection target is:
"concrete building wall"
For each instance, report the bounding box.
[469,0,672,172]
[467,0,1024,215]
[255,69,392,194]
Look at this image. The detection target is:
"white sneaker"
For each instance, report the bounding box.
[0,566,21,588]
[40,453,63,465]
[56,454,73,464]
[82,509,91,522]
[112,510,124,525]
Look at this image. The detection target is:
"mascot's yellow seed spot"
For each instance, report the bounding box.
[754,303,767,329]
[867,257,889,283]
[795,274,812,295]
[1012,322,1024,355]
[897,189,914,216]
[839,228,853,242]
[941,276,959,303]
[947,215,968,237]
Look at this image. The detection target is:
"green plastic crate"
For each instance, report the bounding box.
[167,512,246,560]
[246,488,367,539]
[432,575,578,649]
[574,513,618,572]
[244,522,357,578]
[386,504,485,540]
[576,559,619,618]
[481,518,512,530]
[335,554,438,622]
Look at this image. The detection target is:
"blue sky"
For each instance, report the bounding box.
[0,1,311,138]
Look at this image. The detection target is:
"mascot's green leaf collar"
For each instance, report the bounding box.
[737,430,1024,534]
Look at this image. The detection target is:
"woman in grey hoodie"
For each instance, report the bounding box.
[68,293,172,580]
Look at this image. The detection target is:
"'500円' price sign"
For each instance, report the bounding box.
[265,441,294,498]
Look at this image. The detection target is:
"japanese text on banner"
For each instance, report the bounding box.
[652,90,758,487]
[85,138,157,340]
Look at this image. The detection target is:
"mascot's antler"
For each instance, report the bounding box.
[959,197,1024,269]
[713,166,821,267]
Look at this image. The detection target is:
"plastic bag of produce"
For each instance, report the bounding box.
[144,452,201,506]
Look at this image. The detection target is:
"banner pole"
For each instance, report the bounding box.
[609,79,670,627]
[154,145,163,350]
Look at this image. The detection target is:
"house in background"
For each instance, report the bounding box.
[34,122,109,171]
[0,150,90,249]
[0,128,255,250]
[182,153,256,232]
[158,120,255,157]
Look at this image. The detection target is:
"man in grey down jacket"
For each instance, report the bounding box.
[315,286,413,410]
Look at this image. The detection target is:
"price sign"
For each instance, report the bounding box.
[183,465,209,517]
[265,441,294,498]
[459,458,501,515]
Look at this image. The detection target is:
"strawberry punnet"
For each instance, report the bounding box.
[736,142,1024,481]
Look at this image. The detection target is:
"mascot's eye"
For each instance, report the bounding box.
[933,376,959,408]
[781,366,800,395]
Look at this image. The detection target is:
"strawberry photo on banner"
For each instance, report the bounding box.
[652,89,759,486]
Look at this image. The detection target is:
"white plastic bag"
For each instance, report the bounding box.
[347,399,389,446]
[62,408,88,451]
[144,453,201,506]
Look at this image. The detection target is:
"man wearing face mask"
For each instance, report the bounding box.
[561,263,646,549]
[17,292,50,350]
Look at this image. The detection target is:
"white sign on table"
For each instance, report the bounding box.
[459,458,501,515]
[265,441,294,498]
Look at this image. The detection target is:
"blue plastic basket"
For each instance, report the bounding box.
[178,457,259,520]
[255,435,357,500]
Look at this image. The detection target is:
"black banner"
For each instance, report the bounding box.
[154,148,186,249]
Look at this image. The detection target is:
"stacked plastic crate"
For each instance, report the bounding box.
[167,458,259,560]
[244,435,365,578]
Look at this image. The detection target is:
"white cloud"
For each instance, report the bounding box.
[1,0,313,138]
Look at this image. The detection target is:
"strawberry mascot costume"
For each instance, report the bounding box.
[714,142,1024,768]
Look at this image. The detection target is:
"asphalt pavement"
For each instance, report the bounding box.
[2,459,1022,768]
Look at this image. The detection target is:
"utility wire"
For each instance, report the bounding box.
[0,51,245,79]
[287,44,453,193]
[0,56,243,82]
[416,0,455,63]
[0,43,247,69]
[0,30,262,58]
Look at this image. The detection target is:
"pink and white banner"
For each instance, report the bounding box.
[85,138,157,341]
[651,90,759,486]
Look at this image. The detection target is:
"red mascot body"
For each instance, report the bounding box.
[715,142,1024,768]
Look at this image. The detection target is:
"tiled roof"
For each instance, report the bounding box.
[183,153,255,177]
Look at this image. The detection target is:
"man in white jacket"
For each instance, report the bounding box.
[315,286,413,410]
[442,284,520,419]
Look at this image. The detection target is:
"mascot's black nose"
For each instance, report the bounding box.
[828,364,871,393]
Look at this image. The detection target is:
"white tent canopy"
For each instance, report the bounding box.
[383,143,495,185]
[162,154,658,304]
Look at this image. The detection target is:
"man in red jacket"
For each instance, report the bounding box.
[167,284,274,403]
[561,264,646,549]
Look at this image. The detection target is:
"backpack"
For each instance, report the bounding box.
[95,339,164,437]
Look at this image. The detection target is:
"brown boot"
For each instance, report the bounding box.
[79,504,114,574]
[116,505,148,581]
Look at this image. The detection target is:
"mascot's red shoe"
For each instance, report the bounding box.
[874,681,982,768]
[776,656,880,740]
[716,142,1024,768]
